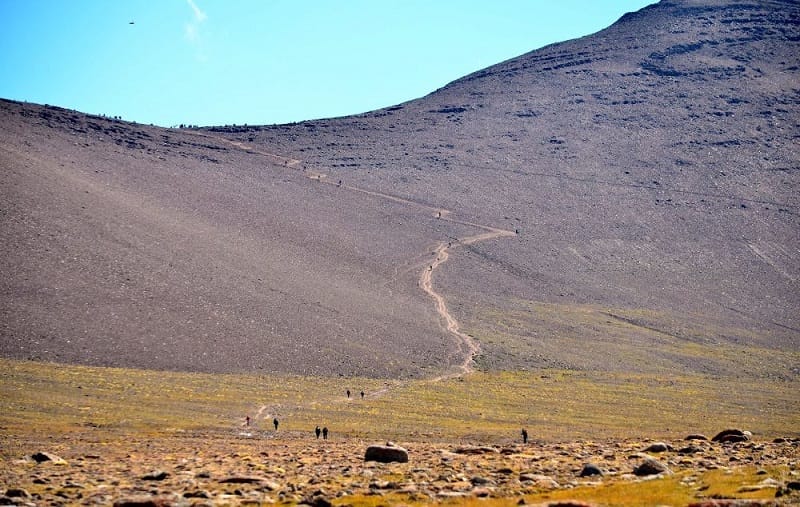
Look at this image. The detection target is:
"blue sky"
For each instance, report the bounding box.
[0,1,654,127]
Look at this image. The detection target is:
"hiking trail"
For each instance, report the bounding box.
[192,131,516,383]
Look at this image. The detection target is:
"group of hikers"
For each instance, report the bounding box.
[243,390,370,437]
[345,389,365,399]
[244,394,530,445]
[244,417,529,445]
[243,415,330,439]
[243,416,280,430]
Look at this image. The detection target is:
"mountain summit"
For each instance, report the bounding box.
[1,0,798,378]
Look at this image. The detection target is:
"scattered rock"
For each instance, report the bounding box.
[368,480,398,490]
[141,470,169,481]
[454,446,499,455]
[31,452,66,464]
[5,488,30,498]
[737,477,781,492]
[519,473,560,489]
[543,502,597,507]
[182,490,210,499]
[472,486,492,497]
[437,491,467,498]
[261,480,281,491]
[4,434,796,505]
[688,500,778,506]
[470,476,493,486]
[113,496,173,507]
[633,457,670,476]
[712,429,750,443]
[777,480,800,497]
[218,476,264,484]
[364,444,409,463]
[686,434,709,441]
[642,442,671,453]
[678,445,701,455]
[304,493,332,507]
[579,463,604,477]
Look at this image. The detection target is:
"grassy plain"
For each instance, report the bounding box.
[2,357,797,442]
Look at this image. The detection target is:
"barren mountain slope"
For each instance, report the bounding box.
[1,0,798,378]
[0,103,480,377]
[215,0,800,376]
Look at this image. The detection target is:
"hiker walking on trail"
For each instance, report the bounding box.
[322,427,329,440]
[360,391,364,399]
[245,416,250,426]
[346,389,351,399]
[273,418,279,431]
[521,428,528,444]
[315,426,321,439]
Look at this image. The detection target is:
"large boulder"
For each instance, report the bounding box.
[364,443,409,463]
[642,442,671,453]
[30,452,66,464]
[579,463,604,477]
[633,457,670,476]
[712,429,751,443]
[141,470,169,481]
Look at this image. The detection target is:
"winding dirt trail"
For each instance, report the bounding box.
[190,131,516,382]
[421,220,517,379]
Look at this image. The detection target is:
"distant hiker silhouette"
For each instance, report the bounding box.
[521,428,528,444]
[273,418,279,431]
[338,180,342,186]
[315,426,321,439]
[346,389,351,399]
[360,391,364,399]
[245,416,250,426]
[322,427,329,440]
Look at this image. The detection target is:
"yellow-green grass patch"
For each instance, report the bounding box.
[1,359,797,444]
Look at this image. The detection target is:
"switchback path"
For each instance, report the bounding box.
[192,131,516,381]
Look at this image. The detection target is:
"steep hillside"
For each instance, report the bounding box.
[228,0,800,377]
[0,105,465,377]
[1,0,798,379]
